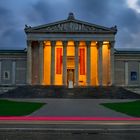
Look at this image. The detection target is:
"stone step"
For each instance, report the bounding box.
[0,86,140,99]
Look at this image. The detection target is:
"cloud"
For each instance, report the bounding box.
[126,0,140,13]
[25,1,53,25]
[0,28,25,49]
[0,7,14,30]
[0,0,140,49]
[137,0,140,6]
[0,6,19,49]
[112,1,140,47]
[25,0,70,25]
[0,4,27,49]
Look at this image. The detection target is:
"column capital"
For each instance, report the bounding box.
[97,41,103,48]
[62,41,68,47]
[74,41,79,46]
[124,60,128,62]
[51,41,56,47]
[108,42,115,52]
[109,41,115,47]
[39,41,44,46]
[86,41,91,47]
[27,40,32,46]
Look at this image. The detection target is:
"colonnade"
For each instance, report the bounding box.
[27,40,115,86]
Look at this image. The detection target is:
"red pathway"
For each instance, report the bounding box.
[0,116,140,121]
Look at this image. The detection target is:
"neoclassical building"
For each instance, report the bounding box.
[25,13,117,86]
[0,13,140,87]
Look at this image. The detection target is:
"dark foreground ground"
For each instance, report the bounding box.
[0,86,140,99]
[0,122,140,140]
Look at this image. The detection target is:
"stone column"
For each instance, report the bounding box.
[125,61,128,86]
[97,41,103,86]
[12,60,16,85]
[27,40,32,84]
[110,41,115,86]
[74,41,79,86]
[62,41,67,86]
[39,41,44,85]
[51,41,56,85]
[86,41,91,86]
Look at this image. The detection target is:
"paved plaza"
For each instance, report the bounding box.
[18,99,135,117]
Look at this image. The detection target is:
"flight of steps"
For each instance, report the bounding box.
[0,86,140,99]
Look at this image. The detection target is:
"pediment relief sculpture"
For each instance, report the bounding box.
[36,22,106,32]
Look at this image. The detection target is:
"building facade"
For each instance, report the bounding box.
[25,13,117,86]
[0,13,140,87]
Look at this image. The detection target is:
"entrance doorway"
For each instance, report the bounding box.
[67,69,74,85]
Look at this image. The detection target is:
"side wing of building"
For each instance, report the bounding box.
[0,50,27,85]
[114,49,140,86]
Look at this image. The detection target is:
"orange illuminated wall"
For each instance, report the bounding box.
[90,42,98,86]
[67,41,75,56]
[67,41,75,69]
[79,48,85,75]
[108,46,110,83]
[43,41,51,85]
[56,48,62,74]
[55,41,63,85]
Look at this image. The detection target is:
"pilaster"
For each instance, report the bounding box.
[27,40,32,84]
[62,41,67,86]
[12,60,16,85]
[74,41,79,86]
[125,61,128,86]
[39,41,44,85]
[86,41,91,86]
[97,41,103,86]
[110,41,115,86]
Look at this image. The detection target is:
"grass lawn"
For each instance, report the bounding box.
[101,100,140,117]
[0,99,45,116]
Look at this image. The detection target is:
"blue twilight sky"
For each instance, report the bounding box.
[0,0,140,50]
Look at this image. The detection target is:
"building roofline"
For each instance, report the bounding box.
[0,49,27,54]
[115,48,140,54]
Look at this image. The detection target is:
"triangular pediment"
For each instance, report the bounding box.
[25,13,117,34]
